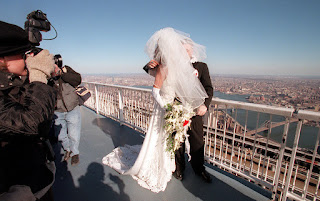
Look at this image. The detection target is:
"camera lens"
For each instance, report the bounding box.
[54,54,62,68]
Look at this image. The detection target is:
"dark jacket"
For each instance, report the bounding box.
[179,62,213,173]
[54,66,82,112]
[188,61,213,150]
[192,62,213,109]
[0,71,57,198]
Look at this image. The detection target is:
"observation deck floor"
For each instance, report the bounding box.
[52,106,271,201]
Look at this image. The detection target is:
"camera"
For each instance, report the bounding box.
[54,54,63,68]
[25,10,51,46]
[24,10,62,68]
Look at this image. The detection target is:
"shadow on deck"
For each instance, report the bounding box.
[52,106,271,201]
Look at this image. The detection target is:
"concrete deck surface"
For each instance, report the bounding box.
[52,106,270,201]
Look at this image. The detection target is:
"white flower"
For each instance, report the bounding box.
[164,100,195,157]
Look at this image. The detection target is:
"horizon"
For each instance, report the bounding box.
[1,0,320,76]
[82,73,320,79]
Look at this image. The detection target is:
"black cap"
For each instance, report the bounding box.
[0,21,32,57]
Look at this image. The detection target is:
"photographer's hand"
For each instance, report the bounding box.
[26,49,55,83]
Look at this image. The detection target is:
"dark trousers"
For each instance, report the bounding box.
[175,115,205,174]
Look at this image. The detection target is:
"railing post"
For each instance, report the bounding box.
[222,106,227,164]
[213,106,218,163]
[281,120,303,201]
[230,108,238,168]
[204,109,212,160]
[303,127,320,199]
[239,110,248,172]
[118,88,124,125]
[94,84,99,114]
[250,112,260,175]
[272,118,290,200]
[314,175,320,201]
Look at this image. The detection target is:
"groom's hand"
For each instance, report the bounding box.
[197,104,207,116]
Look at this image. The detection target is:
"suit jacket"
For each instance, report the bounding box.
[188,62,213,151]
[192,62,213,109]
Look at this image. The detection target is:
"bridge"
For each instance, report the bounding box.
[246,119,300,136]
[52,82,320,201]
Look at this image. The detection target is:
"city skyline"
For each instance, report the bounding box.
[1,0,320,76]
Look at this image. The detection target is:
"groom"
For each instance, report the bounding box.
[143,43,214,183]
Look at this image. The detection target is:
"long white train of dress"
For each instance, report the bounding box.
[102,84,175,193]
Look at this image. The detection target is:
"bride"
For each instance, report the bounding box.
[102,27,208,192]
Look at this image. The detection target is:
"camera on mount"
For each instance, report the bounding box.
[25,10,51,46]
[24,10,62,68]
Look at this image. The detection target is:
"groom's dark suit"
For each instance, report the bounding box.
[175,61,213,179]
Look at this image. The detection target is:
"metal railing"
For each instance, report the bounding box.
[82,82,154,132]
[82,82,320,201]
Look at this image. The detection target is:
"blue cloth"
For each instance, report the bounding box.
[54,106,81,156]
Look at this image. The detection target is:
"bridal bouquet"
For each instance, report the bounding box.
[164,100,195,157]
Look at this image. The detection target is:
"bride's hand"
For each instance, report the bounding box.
[147,60,159,68]
[196,104,207,116]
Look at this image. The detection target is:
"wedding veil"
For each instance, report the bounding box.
[145,27,208,109]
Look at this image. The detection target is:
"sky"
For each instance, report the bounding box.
[1,0,320,76]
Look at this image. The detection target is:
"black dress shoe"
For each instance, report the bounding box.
[197,170,212,183]
[173,171,183,181]
[71,154,80,166]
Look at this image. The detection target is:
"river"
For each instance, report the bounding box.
[213,92,318,150]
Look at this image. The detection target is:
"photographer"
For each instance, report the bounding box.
[52,64,82,166]
[0,21,56,201]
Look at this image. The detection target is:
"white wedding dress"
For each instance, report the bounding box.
[102,81,176,193]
